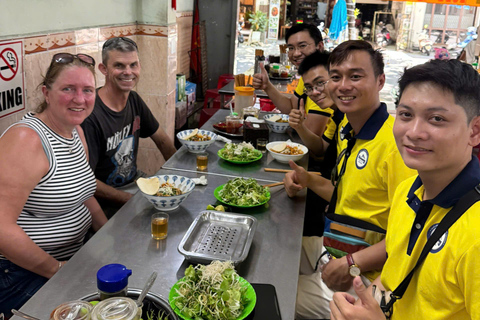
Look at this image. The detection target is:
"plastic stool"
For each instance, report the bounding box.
[203,74,235,108]
[199,108,220,127]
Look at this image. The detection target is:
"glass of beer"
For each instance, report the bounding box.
[196,152,208,171]
[256,138,268,153]
[151,212,169,240]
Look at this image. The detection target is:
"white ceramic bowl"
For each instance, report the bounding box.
[266,141,308,163]
[264,114,290,133]
[176,129,217,153]
[140,175,196,211]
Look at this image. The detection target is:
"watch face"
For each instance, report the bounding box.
[349,266,361,277]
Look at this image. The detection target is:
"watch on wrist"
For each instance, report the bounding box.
[346,254,361,277]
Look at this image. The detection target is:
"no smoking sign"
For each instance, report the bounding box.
[0,41,24,118]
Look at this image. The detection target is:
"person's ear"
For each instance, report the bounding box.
[468,115,480,147]
[41,85,49,105]
[377,73,386,91]
[317,41,324,52]
[99,63,108,76]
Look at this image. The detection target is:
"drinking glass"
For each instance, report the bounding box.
[151,212,169,240]
[256,138,268,153]
[196,152,208,171]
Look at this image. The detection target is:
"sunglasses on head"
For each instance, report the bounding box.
[102,37,138,50]
[52,53,95,66]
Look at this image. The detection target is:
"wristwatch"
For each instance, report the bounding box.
[346,254,361,277]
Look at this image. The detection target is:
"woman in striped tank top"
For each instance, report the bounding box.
[0,53,107,316]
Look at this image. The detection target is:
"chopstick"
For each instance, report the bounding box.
[263,182,284,188]
[264,168,322,175]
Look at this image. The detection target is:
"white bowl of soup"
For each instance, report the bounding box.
[266,141,308,163]
[264,114,290,133]
[176,129,217,153]
[138,175,196,211]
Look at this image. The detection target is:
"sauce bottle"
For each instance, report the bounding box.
[97,264,132,300]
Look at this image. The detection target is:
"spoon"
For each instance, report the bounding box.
[64,304,81,320]
[136,271,157,307]
[11,310,42,320]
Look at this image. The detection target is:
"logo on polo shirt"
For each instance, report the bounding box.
[427,224,448,253]
[356,149,369,169]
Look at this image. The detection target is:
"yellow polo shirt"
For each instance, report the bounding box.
[332,104,416,231]
[382,158,480,319]
[294,77,334,117]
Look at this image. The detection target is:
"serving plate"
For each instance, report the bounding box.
[212,122,244,138]
[214,184,270,208]
[169,275,256,320]
[177,210,257,265]
[217,148,262,164]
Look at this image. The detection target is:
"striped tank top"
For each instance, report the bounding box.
[0,113,96,260]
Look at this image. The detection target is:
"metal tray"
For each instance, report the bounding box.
[178,210,257,265]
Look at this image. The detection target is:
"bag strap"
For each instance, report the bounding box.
[383,184,480,312]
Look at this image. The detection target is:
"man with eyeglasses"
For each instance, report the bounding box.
[252,23,332,137]
[81,37,176,216]
[285,41,415,319]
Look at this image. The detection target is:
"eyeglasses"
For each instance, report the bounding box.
[103,37,138,50]
[330,136,356,187]
[287,42,313,53]
[52,53,95,66]
[303,81,329,95]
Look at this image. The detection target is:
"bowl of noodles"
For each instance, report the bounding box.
[264,114,290,133]
[137,175,196,211]
[177,129,217,153]
[266,141,308,163]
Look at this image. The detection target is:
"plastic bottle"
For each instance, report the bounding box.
[97,264,132,300]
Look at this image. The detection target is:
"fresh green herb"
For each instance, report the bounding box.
[172,261,249,320]
[219,178,269,206]
[146,309,168,320]
[218,142,261,162]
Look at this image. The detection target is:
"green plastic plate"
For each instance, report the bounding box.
[214,184,271,208]
[217,148,263,164]
[169,276,257,320]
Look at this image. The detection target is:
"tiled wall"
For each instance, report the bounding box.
[0,23,181,175]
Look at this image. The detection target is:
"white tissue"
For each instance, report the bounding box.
[216,135,232,144]
[245,116,265,123]
[192,175,208,185]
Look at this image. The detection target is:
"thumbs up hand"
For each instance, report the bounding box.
[283,160,309,198]
[289,98,307,130]
[252,63,269,90]
[329,277,386,320]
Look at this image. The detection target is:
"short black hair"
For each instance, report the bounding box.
[328,40,384,77]
[286,23,323,45]
[298,51,330,76]
[397,59,480,122]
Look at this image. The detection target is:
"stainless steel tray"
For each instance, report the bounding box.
[178,210,257,265]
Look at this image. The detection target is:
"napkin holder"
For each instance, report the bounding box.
[243,121,269,148]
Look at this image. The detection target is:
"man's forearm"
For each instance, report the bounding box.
[306,174,334,202]
[264,82,296,113]
[95,179,133,205]
[296,125,327,157]
[353,239,387,272]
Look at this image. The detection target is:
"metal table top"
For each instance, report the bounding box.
[165,109,308,182]
[17,169,306,320]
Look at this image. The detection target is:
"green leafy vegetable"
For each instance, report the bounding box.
[218,142,261,162]
[219,178,269,206]
[146,309,168,320]
[172,261,250,320]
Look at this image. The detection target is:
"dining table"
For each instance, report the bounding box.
[14,111,309,320]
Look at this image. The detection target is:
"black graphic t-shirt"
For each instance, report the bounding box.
[81,90,159,187]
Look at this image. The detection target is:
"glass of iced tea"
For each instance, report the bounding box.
[151,212,169,240]
[256,138,268,153]
[196,152,208,171]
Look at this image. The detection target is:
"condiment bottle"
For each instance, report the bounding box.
[97,264,132,300]
[90,297,141,320]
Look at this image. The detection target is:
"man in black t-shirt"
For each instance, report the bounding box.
[81,37,176,210]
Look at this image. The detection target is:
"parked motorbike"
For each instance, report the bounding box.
[237,21,244,44]
[376,24,391,48]
[362,22,371,41]
[418,30,433,55]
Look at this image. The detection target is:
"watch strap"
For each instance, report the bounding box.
[346,254,355,267]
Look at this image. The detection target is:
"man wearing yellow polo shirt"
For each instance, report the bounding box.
[252,23,332,136]
[330,59,480,320]
[285,40,416,319]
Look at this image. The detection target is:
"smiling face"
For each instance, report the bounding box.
[101,50,140,92]
[302,65,334,110]
[394,82,480,177]
[287,31,322,67]
[328,50,384,117]
[42,65,95,132]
